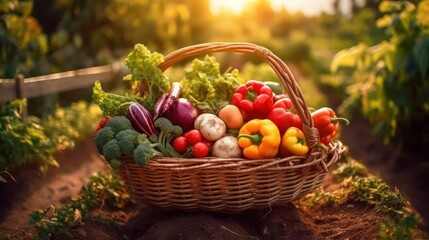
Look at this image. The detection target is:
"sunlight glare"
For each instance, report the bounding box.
[210,0,253,15]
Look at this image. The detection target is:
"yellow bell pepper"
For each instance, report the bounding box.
[237,119,281,159]
[279,127,309,157]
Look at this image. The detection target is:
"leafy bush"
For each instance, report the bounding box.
[330,1,429,150]
[0,100,101,178]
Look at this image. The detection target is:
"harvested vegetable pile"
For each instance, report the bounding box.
[93,43,348,167]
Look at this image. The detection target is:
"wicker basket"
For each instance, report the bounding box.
[118,42,347,212]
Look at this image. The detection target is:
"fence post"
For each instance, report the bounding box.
[15,74,27,118]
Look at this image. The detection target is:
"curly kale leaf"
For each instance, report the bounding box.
[123,44,170,104]
[92,81,143,116]
[179,55,242,113]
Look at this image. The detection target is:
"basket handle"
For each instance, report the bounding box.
[158,42,320,149]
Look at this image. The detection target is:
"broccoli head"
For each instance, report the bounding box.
[152,117,183,158]
[154,117,181,135]
[102,139,121,161]
[115,129,140,155]
[105,116,133,134]
[133,141,164,167]
[94,127,115,153]
[109,159,122,169]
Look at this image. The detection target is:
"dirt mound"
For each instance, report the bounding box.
[64,200,383,240]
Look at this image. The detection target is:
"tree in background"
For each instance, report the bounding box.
[29,0,211,72]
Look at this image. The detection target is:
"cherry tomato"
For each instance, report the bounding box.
[186,129,202,146]
[192,142,209,158]
[201,138,213,147]
[172,136,188,154]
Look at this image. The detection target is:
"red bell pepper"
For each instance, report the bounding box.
[320,125,339,145]
[312,107,349,143]
[232,80,273,120]
[268,97,302,135]
[96,115,112,131]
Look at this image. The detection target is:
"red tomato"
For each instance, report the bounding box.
[192,142,209,158]
[201,138,213,147]
[186,130,202,146]
[172,136,188,154]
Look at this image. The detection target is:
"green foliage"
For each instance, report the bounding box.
[299,189,347,209]
[333,158,369,180]
[29,170,129,240]
[179,55,242,113]
[0,0,48,78]
[378,209,423,240]
[42,101,102,150]
[330,1,429,149]
[0,99,58,172]
[122,43,173,111]
[0,100,101,175]
[92,81,143,116]
[347,177,408,213]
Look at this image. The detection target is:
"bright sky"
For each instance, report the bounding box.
[210,0,351,16]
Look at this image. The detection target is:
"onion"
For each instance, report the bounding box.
[162,98,201,132]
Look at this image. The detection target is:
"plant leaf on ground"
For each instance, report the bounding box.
[29,170,130,240]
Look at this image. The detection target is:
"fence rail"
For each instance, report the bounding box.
[0,62,126,103]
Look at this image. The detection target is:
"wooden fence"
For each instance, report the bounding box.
[0,62,126,103]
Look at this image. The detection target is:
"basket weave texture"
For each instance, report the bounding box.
[118,42,347,212]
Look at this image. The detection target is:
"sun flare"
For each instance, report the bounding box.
[210,0,253,15]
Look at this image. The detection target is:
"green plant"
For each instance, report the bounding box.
[330,1,429,149]
[0,100,102,177]
[347,177,408,214]
[42,101,102,150]
[29,170,129,240]
[378,208,423,240]
[332,157,368,180]
[0,99,58,173]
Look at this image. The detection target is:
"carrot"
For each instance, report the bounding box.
[218,105,244,129]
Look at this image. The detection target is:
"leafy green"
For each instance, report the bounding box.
[92,81,143,116]
[123,43,171,110]
[179,55,243,113]
[29,170,129,240]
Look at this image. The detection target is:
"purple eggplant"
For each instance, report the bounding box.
[153,82,182,119]
[128,103,156,136]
